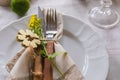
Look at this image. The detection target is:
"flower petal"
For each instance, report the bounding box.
[17,35,26,41]
[30,41,37,48]
[18,30,26,35]
[32,34,39,38]
[22,39,30,47]
[26,29,33,35]
[33,39,41,44]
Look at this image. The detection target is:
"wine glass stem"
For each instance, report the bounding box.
[100,0,112,7]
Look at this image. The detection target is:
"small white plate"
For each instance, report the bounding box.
[0,14,108,80]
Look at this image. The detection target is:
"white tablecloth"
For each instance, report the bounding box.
[0,0,120,80]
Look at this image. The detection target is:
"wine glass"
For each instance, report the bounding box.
[88,0,119,29]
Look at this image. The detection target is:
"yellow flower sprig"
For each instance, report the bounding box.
[28,15,48,57]
[29,14,43,37]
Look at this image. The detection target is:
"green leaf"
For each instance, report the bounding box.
[48,52,66,60]
[34,26,40,36]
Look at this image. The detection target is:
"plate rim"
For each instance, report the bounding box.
[62,14,109,80]
[0,14,109,80]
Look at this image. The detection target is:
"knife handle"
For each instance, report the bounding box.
[43,41,54,80]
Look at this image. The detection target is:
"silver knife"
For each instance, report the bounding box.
[38,6,46,37]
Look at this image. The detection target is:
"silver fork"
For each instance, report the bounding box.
[43,8,58,80]
[46,8,57,39]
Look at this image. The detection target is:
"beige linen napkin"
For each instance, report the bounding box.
[6,48,26,72]
[6,9,83,80]
[53,42,83,80]
[6,47,34,80]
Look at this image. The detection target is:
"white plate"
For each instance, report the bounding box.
[0,14,108,80]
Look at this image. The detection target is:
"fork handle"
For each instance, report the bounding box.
[43,41,54,80]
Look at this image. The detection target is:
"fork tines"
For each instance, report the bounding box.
[46,8,57,39]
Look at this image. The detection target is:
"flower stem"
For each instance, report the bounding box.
[51,60,65,78]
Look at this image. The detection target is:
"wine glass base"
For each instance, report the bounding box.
[88,7,120,29]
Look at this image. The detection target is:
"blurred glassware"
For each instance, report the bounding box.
[88,0,119,29]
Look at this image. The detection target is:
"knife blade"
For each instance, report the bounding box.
[38,6,46,37]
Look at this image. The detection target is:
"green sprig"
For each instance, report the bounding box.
[48,52,61,60]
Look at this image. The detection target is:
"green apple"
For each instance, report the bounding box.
[11,0,30,16]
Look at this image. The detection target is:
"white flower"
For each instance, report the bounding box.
[17,29,41,48]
